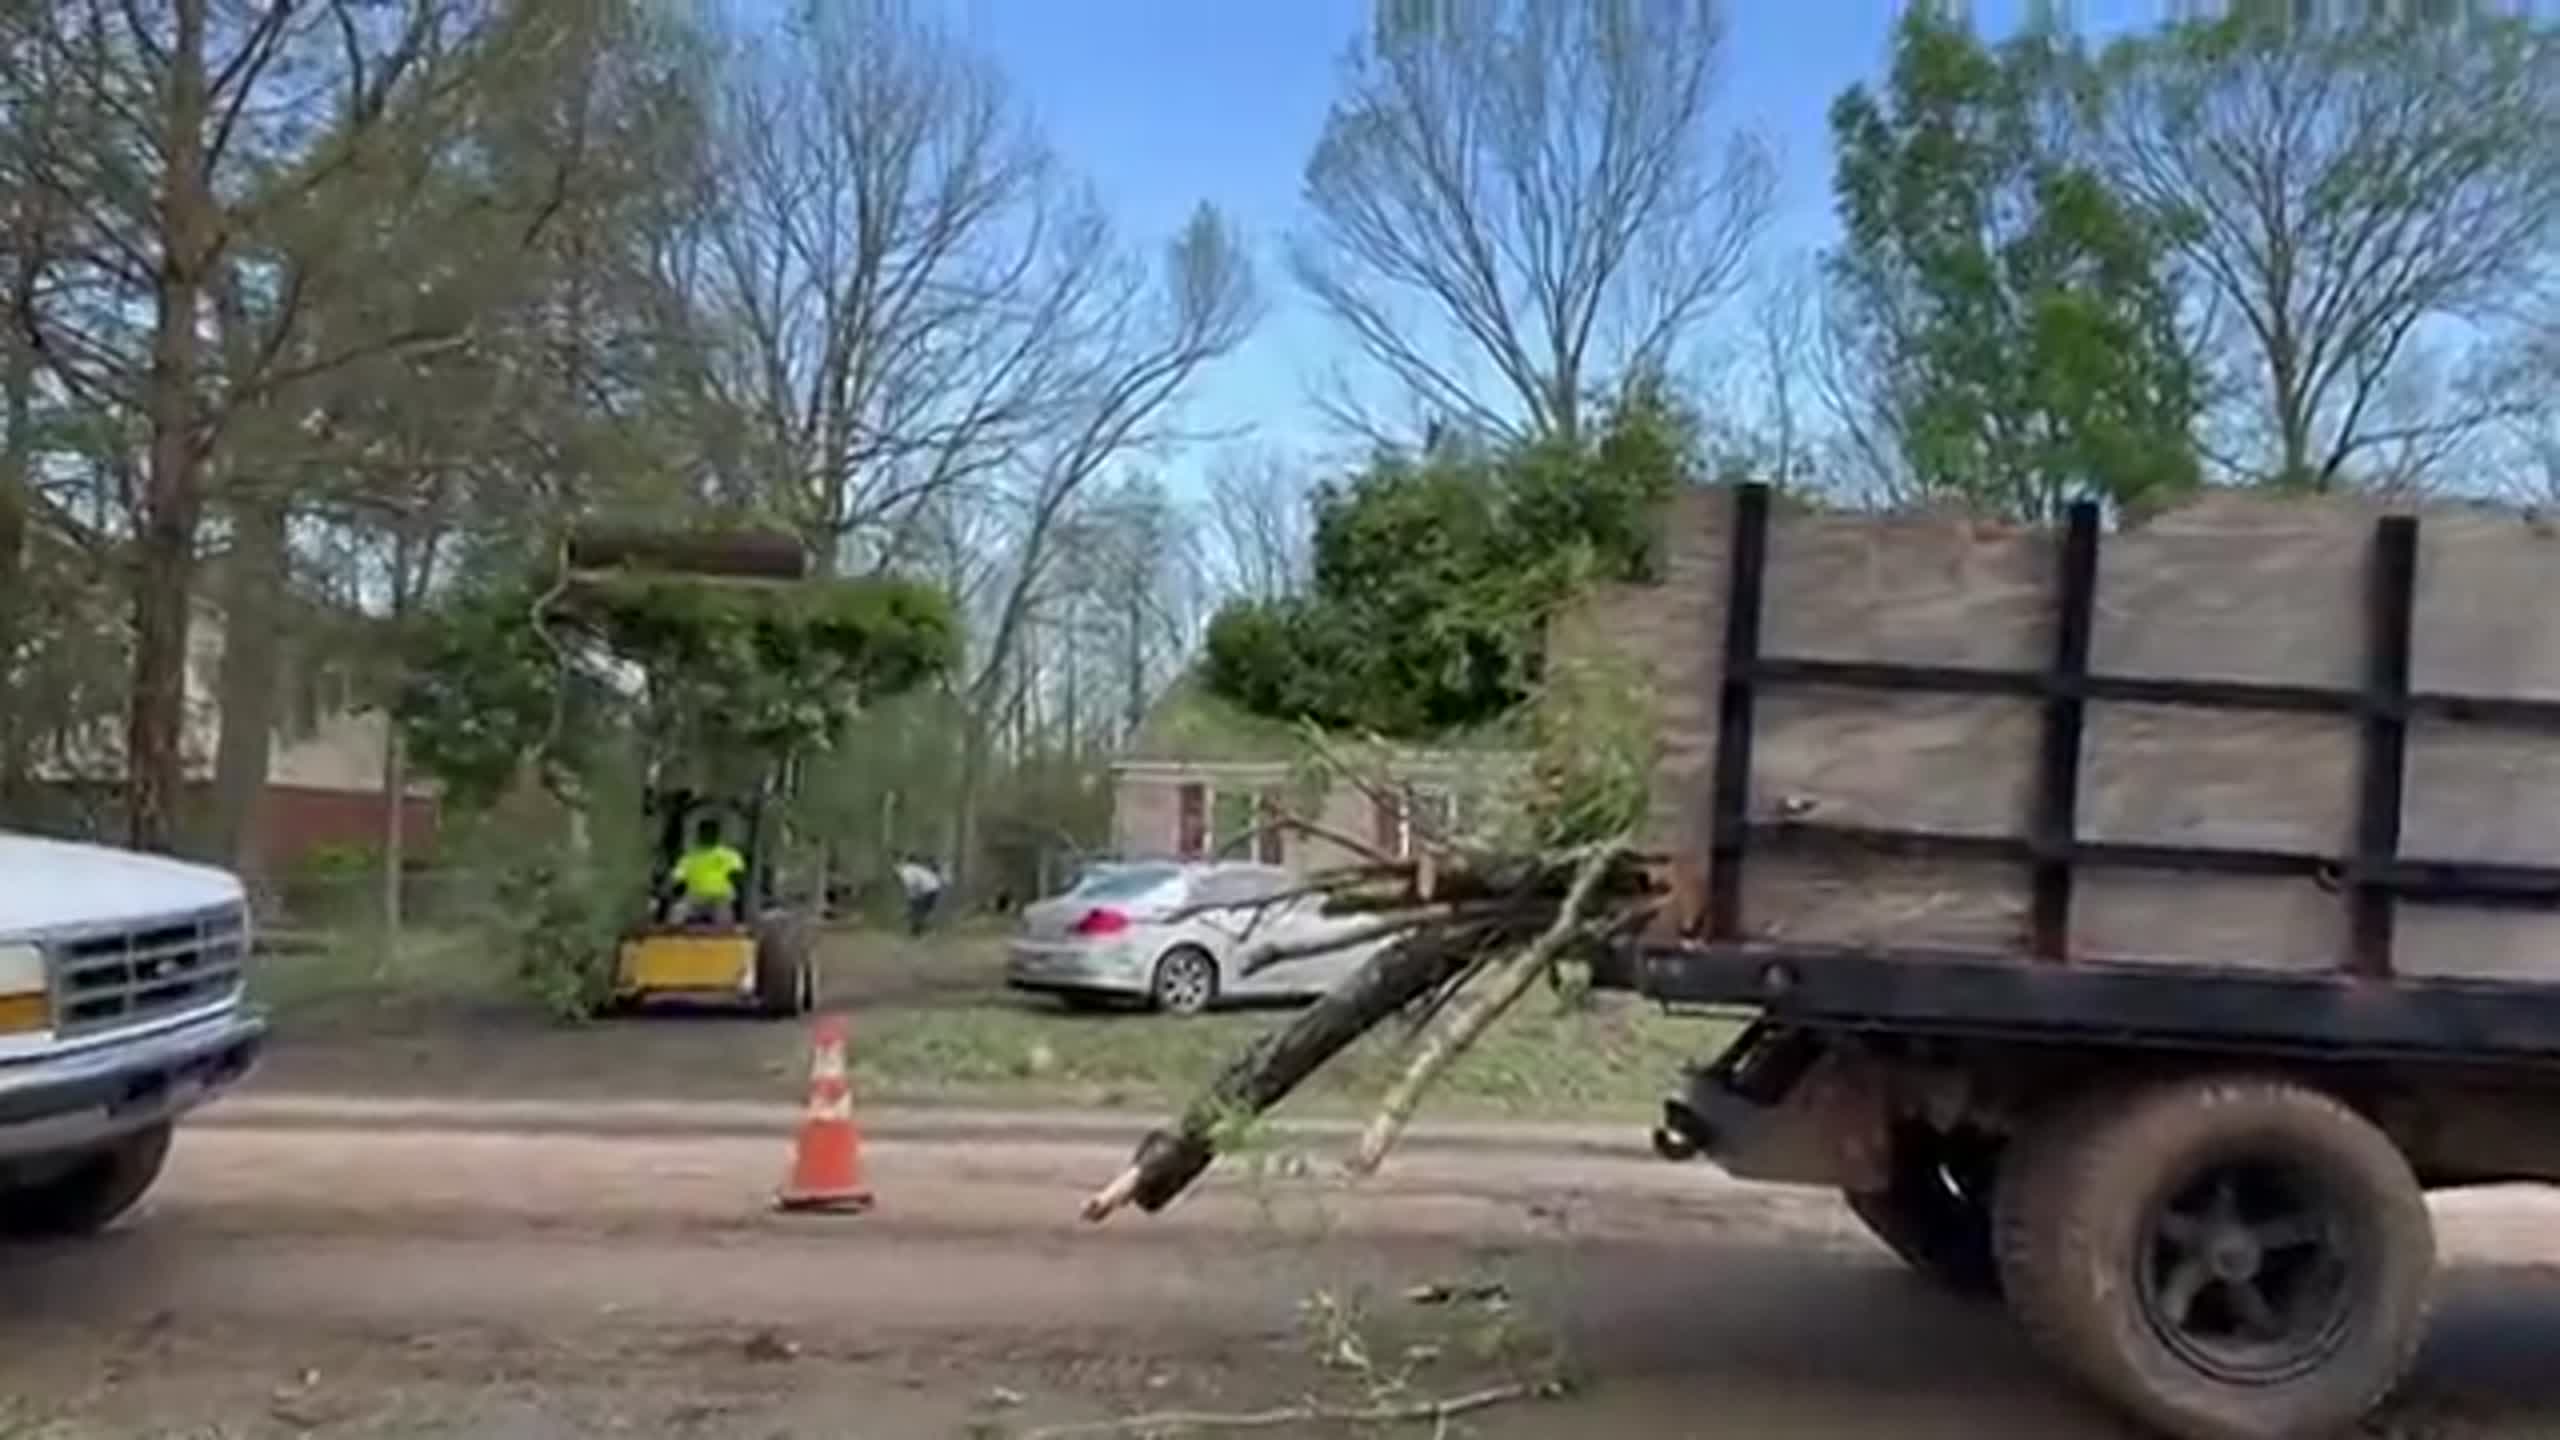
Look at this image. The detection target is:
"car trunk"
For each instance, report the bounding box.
[1018,868,1185,942]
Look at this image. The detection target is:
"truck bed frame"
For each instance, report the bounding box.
[1628,482,2560,1069]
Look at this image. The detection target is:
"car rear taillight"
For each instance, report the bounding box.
[1073,907,1131,936]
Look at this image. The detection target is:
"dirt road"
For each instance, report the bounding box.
[4,1102,2558,1438]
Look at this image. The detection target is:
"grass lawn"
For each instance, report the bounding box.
[247,925,1745,1122]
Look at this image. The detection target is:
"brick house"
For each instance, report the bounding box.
[27,596,437,870]
[1108,678,1519,872]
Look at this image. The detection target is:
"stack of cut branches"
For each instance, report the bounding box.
[1081,836,1664,1223]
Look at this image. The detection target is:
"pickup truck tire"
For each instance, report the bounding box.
[754,915,817,1019]
[0,1122,173,1239]
[1995,1076,2433,1440]
[1843,1124,2003,1298]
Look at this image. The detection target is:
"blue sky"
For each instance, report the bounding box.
[941,1,2164,484]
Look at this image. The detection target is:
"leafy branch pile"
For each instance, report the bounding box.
[1092,481,1674,1221]
[1083,834,1665,1223]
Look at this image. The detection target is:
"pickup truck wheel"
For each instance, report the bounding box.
[1843,1124,2002,1298]
[0,1122,173,1239]
[1996,1077,2433,1440]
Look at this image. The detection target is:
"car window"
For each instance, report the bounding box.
[1073,864,1180,900]
[1186,867,1289,909]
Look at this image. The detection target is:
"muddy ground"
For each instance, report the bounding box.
[5,1104,2560,1438]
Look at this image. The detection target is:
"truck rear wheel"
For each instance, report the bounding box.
[0,1122,173,1239]
[1996,1076,2433,1440]
[1843,1124,2002,1298]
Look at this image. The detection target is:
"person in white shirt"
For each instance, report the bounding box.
[895,855,944,936]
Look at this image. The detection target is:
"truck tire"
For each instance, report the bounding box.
[754,915,816,1019]
[0,1122,173,1239]
[1843,1124,2003,1298]
[1995,1076,2433,1440]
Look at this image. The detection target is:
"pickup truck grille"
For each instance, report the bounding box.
[50,904,248,1039]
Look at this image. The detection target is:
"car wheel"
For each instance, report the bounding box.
[0,1123,174,1239]
[1150,946,1219,1016]
[1997,1075,2434,1440]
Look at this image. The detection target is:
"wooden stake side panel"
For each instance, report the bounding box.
[1557,485,2560,987]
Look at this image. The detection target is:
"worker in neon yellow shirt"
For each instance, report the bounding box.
[668,817,746,925]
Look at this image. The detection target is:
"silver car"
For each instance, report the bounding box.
[1005,860,1388,1015]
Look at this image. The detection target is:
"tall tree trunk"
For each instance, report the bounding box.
[209,488,285,873]
[0,315,31,816]
[380,723,405,946]
[948,715,986,897]
[1123,588,1144,745]
[128,0,216,853]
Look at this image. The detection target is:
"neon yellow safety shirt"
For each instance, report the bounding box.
[671,844,746,902]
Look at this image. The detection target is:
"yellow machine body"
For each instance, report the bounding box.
[616,930,757,998]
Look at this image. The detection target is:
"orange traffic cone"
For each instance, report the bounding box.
[776,1015,874,1213]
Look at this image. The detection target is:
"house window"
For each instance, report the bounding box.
[1409,786,1456,849]
[1369,783,1458,861]
[1210,788,1257,856]
[1177,783,1206,858]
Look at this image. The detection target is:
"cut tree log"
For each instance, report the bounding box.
[562,524,810,582]
[1346,846,1620,1175]
[1081,846,1660,1223]
[1081,913,1526,1222]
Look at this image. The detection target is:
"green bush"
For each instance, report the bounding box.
[280,841,383,922]
[1200,376,1691,740]
[495,855,626,1022]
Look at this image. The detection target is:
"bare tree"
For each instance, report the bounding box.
[1201,443,1312,604]
[2096,4,2560,491]
[697,0,1067,565]
[2490,315,2560,507]
[1292,0,1773,447]
[1808,267,1918,510]
[945,206,1258,882]
[1702,254,1819,488]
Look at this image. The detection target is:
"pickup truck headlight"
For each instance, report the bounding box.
[0,942,48,1034]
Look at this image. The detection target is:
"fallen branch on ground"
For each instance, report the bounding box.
[1016,1379,1550,1438]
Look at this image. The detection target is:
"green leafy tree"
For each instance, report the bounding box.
[398,567,960,810]
[1202,378,1692,738]
[1827,7,2201,521]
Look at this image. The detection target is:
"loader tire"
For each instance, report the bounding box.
[755,914,817,1019]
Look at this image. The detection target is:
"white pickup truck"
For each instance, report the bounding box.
[0,830,266,1236]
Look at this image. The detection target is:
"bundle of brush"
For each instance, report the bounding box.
[1079,837,1662,1223]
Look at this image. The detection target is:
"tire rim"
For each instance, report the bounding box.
[1158,952,1214,1013]
[2137,1155,2358,1385]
